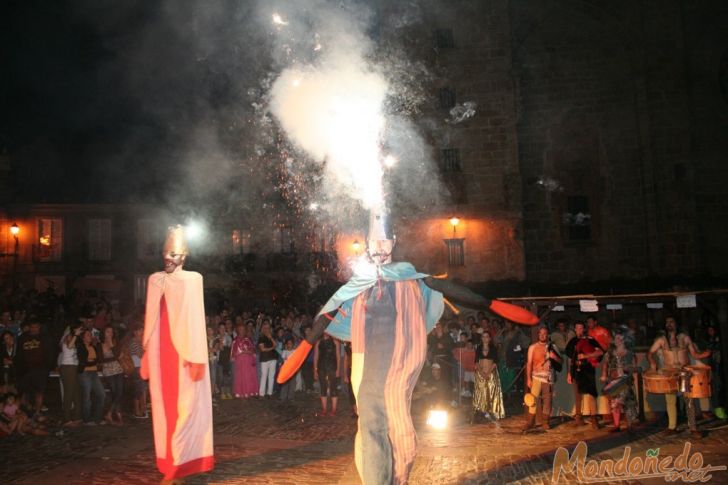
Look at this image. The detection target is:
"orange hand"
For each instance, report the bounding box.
[488,300,539,325]
[277,341,312,384]
[187,362,206,381]
[140,353,150,380]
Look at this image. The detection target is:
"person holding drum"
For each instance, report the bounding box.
[600,326,638,433]
[647,316,710,437]
[565,321,604,429]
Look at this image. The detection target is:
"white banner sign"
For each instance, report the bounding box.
[676,294,697,308]
[579,300,599,312]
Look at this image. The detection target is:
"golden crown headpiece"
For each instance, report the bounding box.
[163,225,189,255]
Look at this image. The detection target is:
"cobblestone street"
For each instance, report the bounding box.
[3,391,728,485]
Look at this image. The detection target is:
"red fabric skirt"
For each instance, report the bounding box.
[156,296,214,479]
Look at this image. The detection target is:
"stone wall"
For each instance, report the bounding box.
[509,0,724,284]
[379,0,526,282]
[377,0,727,286]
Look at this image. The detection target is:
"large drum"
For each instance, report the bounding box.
[683,365,711,399]
[643,368,680,394]
[603,374,631,397]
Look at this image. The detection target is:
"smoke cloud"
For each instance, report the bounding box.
[9,1,447,251]
[263,0,444,222]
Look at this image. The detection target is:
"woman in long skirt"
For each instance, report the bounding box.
[231,324,258,398]
[472,332,505,421]
[600,326,638,432]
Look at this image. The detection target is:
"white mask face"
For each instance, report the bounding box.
[163,251,186,273]
[366,239,394,265]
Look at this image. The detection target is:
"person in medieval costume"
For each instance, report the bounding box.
[565,321,604,429]
[600,325,638,433]
[277,210,538,484]
[141,225,214,481]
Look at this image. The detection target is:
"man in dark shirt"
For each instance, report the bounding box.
[429,363,452,408]
[15,320,53,415]
[565,321,604,429]
[428,322,454,385]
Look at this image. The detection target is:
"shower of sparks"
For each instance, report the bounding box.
[272,13,289,26]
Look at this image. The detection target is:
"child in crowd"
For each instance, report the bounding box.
[460,337,477,397]
[217,323,233,400]
[278,339,296,403]
[0,392,46,436]
[1,392,25,435]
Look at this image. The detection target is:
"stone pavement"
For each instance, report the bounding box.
[3,393,728,484]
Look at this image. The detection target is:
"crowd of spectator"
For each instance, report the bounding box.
[0,282,725,439]
[0,283,362,436]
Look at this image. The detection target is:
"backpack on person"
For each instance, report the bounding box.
[117,344,135,376]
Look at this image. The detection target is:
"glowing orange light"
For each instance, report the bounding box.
[9,223,19,236]
[352,240,361,252]
[449,217,460,228]
[40,235,51,246]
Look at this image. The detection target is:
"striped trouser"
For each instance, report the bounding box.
[350,280,428,485]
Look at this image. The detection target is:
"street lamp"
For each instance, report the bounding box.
[1,223,19,255]
[449,216,460,236]
[444,217,465,266]
[352,239,361,256]
[3,223,20,289]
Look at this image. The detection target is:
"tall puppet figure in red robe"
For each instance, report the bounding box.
[141,225,214,481]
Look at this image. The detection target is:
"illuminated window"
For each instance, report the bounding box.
[232,230,252,254]
[241,231,251,254]
[232,230,241,254]
[273,227,293,253]
[88,218,112,261]
[38,218,62,262]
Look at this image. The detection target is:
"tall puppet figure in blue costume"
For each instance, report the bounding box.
[278,211,538,484]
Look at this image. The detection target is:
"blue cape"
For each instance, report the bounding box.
[319,262,444,342]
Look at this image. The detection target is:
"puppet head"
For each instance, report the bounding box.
[162,225,188,273]
[366,208,395,266]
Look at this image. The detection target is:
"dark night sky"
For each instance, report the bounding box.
[2,0,256,204]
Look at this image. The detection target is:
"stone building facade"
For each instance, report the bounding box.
[384,0,728,286]
[3,0,726,299]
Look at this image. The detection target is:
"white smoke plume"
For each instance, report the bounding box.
[446,101,477,124]
[270,63,388,210]
[536,176,564,192]
[266,1,394,213]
